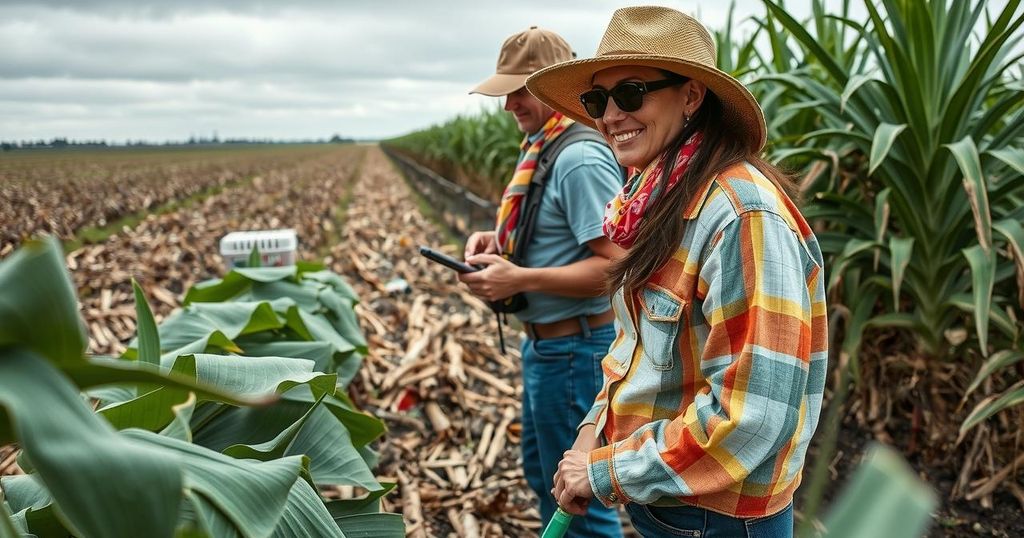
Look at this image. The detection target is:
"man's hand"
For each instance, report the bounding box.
[464,231,498,258]
[552,449,595,516]
[458,254,527,302]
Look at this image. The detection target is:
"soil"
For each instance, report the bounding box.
[806,412,1024,537]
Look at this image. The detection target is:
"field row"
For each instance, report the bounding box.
[65,145,366,355]
[0,145,344,254]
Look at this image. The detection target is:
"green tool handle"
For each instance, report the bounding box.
[540,507,574,538]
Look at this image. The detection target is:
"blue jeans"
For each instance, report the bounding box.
[626,502,793,538]
[520,321,622,538]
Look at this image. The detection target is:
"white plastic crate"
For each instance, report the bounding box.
[219,229,298,269]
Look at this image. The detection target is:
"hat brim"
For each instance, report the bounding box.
[469,72,530,97]
[526,55,767,152]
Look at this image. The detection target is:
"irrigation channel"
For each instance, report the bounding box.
[1,145,645,537]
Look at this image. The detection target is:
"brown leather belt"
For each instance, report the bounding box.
[523,309,615,340]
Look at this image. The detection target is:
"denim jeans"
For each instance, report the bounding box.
[625,502,793,538]
[520,321,622,538]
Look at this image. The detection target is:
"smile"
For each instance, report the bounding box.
[612,129,642,142]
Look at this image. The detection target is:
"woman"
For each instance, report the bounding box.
[525,6,827,537]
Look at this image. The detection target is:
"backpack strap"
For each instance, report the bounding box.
[510,123,611,265]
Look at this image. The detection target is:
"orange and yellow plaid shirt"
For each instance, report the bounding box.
[585,161,828,518]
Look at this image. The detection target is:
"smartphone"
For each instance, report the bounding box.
[418,246,480,273]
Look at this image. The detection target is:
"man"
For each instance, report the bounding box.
[459,26,624,538]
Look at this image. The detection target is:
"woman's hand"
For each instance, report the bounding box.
[552,449,595,515]
[552,425,600,516]
[458,254,527,301]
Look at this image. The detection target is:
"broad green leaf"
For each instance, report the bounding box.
[965,350,1024,396]
[63,356,272,407]
[959,380,1024,439]
[132,279,161,367]
[182,354,336,401]
[303,270,360,303]
[324,483,396,519]
[868,123,906,176]
[2,474,69,537]
[297,309,357,356]
[1,475,51,515]
[889,237,914,310]
[99,385,191,432]
[948,136,993,252]
[0,500,23,538]
[224,394,325,461]
[89,352,336,432]
[182,489,239,538]
[160,392,197,442]
[0,236,86,365]
[286,388,386,448]
[0,350,182,538]
[154,330,241,363]
[284,406,380,489]
[332,513,405,538]
[237,340,337,373]
[151,301,285,353]
[962,245,996,355]
[123,429,304,538]
[9,504,63,537]
[822,444,937,538]
[185,266,298,304]
[269,479,345,538]
[193,398,379,490]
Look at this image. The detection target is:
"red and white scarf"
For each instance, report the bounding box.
[602,132,704,248]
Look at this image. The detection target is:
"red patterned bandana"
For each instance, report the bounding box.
[602,131,704,248]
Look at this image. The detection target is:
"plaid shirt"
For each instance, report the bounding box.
[585,161,828,518]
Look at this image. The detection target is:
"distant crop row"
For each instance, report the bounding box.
[0,145,343,254]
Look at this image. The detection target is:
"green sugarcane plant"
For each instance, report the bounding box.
[761,0,1023,427]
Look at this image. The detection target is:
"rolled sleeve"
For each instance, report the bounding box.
[587,445,627,506]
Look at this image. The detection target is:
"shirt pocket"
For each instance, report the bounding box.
[637,285,685,371]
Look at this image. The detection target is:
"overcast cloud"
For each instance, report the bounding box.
[5,0,998,142]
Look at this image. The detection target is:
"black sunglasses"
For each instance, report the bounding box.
[579,77,688,118]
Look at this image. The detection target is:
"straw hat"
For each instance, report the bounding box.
[526,6,767,151]
[470,26,573,97]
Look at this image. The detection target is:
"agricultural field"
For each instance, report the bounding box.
[0,145,340,255]
[2,0,1021,537]
[0,143,550,536]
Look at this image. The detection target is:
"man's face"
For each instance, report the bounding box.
[504,86,554,135]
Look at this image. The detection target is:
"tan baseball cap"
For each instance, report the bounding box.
[470,26,573,97]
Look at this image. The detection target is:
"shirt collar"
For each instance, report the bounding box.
[682,174,717,220]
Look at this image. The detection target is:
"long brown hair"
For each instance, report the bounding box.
[606,88,796,294]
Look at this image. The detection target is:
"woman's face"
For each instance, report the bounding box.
[591,65,702,169]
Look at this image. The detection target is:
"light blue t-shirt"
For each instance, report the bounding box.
[515,130,624,323]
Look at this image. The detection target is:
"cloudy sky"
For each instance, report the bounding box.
[0,0,1002,142]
